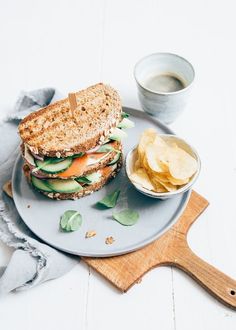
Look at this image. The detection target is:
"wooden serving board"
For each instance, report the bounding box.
[83,191,236,310]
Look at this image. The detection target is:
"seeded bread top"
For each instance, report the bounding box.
[18,83,122,157]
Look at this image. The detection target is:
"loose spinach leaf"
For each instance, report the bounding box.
[112,209,139,226]
[60,210,82,232]
[96,190,120,208]
[121,111,129,118]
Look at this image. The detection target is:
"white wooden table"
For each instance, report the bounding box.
[0,0,236,329]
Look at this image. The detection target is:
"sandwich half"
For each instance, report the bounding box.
[18,83,133,158]
[19,83,133,200]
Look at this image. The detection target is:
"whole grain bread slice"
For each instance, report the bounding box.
[19,83,122,158]
[22,141,122,179]
[23,157,122,200]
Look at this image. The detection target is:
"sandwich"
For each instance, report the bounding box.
[18,83,134,200]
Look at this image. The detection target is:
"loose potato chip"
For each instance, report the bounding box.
[130,168,155,191]
[168,145,198,180]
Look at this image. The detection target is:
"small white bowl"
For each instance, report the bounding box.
[125,134,201,200]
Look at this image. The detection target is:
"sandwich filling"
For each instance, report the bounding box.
[23,140,122,179]
[23,159,122,199]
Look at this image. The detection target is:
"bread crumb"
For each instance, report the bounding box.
[3,181,13,198]
[85,230,96,238]
[136,278,142,284]
[105,236,115,245]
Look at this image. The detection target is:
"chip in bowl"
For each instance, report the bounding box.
[129,129,198,193]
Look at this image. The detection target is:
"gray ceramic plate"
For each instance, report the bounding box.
[12,108,190,257]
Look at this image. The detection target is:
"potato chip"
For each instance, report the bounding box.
[148,169,170,183]
[130,128,198,194]
[149,177,167,193]
[168,145,198,180]
[152,177,177,192]
[167,175,189,186]
[145,144,167,173]
[138,128,156,161]
[130,168,155,191]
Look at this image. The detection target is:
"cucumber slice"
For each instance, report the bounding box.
[31,176,53,192]
[118,118,135,129]
[35,158,72,173]
[108,152,121,165]
[77,172,101,185]
[109,128,127,141]
[47,179,83,193]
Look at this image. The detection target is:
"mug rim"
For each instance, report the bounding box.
[134,52,195,96]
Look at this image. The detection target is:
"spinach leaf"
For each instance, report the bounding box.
[112,209,139,226]
[72,152,85,159]
[60,210,82,232]
[95,145,114,153]
[96,190,120,208]
[121,111,129,118]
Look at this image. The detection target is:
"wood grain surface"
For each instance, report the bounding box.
[83,191,236,309]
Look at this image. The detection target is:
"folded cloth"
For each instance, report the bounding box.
[0,88,77,296]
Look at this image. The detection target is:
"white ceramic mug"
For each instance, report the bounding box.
[134,53,195,124]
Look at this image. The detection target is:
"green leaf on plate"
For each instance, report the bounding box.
[112,209,139,226]
[60,210,82,232]
[96,189,120,208]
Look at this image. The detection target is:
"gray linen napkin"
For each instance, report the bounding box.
[0,88,77,296]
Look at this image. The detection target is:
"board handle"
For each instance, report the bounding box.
[172,242,236,309]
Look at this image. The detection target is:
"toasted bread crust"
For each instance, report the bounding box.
[19,83,122,158]
[21,142,122,179]
[23,157,122,200]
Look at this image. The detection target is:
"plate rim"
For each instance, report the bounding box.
[12,107,191,257]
